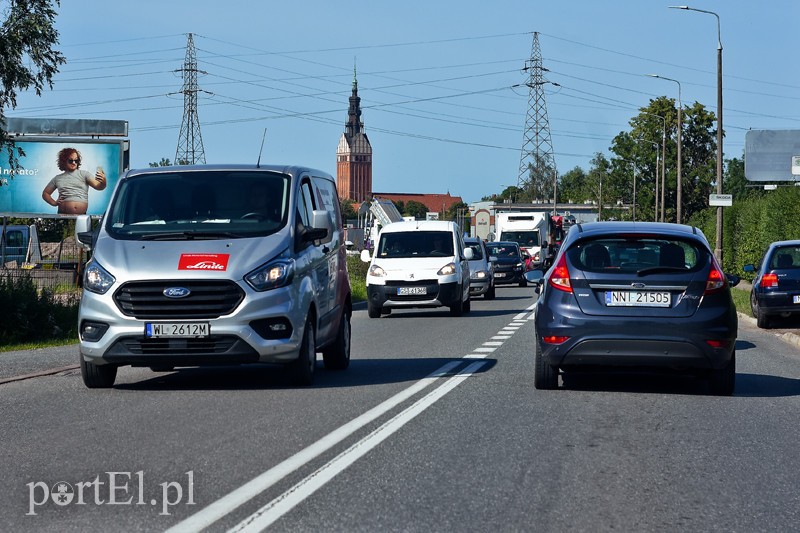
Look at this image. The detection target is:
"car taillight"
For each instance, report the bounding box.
[543,335,570,344]
[704,256,727,295]
[761,272,779,288]
[549,254,572,293]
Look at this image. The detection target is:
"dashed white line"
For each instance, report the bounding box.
[228,362,488,532]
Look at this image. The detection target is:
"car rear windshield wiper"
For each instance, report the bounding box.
[139,231,243,241]
[636,266,685,276]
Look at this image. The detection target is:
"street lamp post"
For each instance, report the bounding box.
[671,5,723,262]
[637,137,661,222]
[648,74,682,224]
[641,112,667,222]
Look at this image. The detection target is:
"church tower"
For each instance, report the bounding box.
[336,67,372,203]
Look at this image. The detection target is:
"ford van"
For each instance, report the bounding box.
[75,164,351,388]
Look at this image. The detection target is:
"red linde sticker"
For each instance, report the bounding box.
[178,253,230,271]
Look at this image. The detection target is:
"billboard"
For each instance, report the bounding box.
[744,130,800,183]
[0,138,123,217]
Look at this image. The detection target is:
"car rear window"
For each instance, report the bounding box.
[769,247,800,269]
[568,237,704,273]
[486,244,520,258]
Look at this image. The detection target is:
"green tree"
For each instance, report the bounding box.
[558,166,588,204]
[0,0,65,173]
[403,200,428,220]
[149,158,173,167]
[340,199,357,225]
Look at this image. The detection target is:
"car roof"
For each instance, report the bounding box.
[124,164,333,181]
[379,220,456,233]
[768,239,800,248]
[564,221,708,244]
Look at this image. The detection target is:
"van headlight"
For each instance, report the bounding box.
[246,259,295,291]
[368,264,386,277]
[438,262,457,276]
[84,262,116,294]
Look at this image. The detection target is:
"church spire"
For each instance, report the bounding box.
[346,60,362,136]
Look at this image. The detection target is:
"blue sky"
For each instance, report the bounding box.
[10,0,800,203]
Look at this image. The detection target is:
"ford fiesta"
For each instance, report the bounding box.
[528,221,739,395]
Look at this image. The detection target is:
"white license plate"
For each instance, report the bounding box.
[398,286,427,295]
[794,295,800,304]
[605,291,671,307]
[494,272,506,278]
[146,322,209,338]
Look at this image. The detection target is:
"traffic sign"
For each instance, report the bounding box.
[709,194,732,206]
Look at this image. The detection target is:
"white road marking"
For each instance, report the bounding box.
[228,362,489,532]
[483,341,503,346]
[167,305,533,532]
[164,361,463,533]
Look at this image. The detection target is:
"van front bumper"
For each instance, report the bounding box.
[368,281,461,309]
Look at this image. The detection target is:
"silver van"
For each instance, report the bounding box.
[74,164,351,388]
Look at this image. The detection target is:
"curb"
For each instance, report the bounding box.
[0,365,79,385]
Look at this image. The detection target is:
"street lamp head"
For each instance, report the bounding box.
[668,5,690,10]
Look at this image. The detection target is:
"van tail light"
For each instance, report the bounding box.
[761,272,779,288]
[704,256,727,295]
[549,254,572,293]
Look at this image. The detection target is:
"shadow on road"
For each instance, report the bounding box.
[114,357,498,391]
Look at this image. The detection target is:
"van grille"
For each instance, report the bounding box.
[113,280,245,319]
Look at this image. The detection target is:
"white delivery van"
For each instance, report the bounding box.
[360,220,473,317]
[75,164,351,388]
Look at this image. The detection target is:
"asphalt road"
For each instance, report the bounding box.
[2,286,800,532]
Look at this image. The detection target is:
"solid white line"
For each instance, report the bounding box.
[164,360,463,533]
[228,362,488,532]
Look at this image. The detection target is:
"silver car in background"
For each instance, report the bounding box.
[464,237,495,299]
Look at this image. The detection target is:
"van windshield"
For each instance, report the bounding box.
[105,171,290,240]
[377,231,454,258]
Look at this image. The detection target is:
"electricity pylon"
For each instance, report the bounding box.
[175,33,206,165]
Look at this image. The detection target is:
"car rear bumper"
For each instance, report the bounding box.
[756,291,800,315]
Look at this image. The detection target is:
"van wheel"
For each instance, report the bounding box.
[323,309,351,370]
[80,355,117,388]
[367,301,381,318]
[463,295,471,313]
[290,318,316,385]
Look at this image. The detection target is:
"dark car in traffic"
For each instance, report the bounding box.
[486,241,527,287]
[744,240,800,328]
[527,221,739,395]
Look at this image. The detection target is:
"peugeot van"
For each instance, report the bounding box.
[74,164,351,388]
[360,220,472,317]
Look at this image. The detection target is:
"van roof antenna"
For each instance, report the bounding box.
[256,128,267,168]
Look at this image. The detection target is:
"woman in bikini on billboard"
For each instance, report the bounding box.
[41,147,107,214]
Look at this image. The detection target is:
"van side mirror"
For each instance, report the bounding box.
[75,215,93,251]
[360,249,372,263]
[303,210,333,244]
[463,247,474,260]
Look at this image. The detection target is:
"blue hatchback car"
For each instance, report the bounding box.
[527,221,739,396]
[744,240,800,328]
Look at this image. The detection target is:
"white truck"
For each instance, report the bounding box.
[493,211,553,269]
[1,224,42,268]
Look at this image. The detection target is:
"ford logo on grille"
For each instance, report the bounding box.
[631,282,646,289]
[163,287,191,298]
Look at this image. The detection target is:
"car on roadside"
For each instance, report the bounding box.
[744,239,800,328]
[486,241,526,287]
[360,220,473,317]
[464,237,495,299]
[527,221,740,395]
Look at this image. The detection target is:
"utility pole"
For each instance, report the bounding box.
[517,32,558,214]
[175,33,206,165]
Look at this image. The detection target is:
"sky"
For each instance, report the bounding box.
[9,0,800,203]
